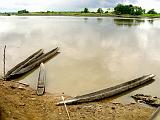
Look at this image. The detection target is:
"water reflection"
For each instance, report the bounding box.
[97,18,103,23]
[148,19,154,24]
[0,16,160,103]
[114,18,145,27]
[83,18,88,23]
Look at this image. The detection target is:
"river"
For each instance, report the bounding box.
[0,16,159,103]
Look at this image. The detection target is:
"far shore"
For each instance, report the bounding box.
[1,12,160,18]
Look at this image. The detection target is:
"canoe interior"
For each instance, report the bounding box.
[75,75,152,99]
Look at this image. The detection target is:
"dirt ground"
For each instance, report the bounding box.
[0,79,155,120]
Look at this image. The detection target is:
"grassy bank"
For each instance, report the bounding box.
[1,12,160,18]
[13,12,115,17]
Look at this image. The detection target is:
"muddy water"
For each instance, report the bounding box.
[0,16,160,103]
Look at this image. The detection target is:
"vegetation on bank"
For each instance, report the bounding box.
[114,4,145,15]
[1,4,160,18]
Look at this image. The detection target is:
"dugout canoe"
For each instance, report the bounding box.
[12,47,59,75]
[57,74,155,105]
[5,47,59,80]
[4,49,44,79]
[37,63,46,96]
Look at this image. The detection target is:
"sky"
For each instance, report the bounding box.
[0,0,160,12]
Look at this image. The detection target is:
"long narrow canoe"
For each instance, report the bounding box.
[13,48,59,75]
[57,74,155,105]
[37,63,46,96]
[5,47,59,80]
[11,50,45,75]
[5,49,44,78]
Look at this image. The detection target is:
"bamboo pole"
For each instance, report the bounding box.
[61,96,71,120]
[3,45,6,79]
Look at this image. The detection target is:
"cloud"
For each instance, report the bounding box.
[135,0,160,12]
[0,0,160,12]
[0,0,134,12]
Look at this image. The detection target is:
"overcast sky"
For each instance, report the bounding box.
[0,0,160,12]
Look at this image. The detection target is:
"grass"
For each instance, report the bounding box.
[13,12,114,17]
[142,13,160,18]
[1,12,160,18]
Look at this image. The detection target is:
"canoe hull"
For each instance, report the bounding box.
[57,74,155,105]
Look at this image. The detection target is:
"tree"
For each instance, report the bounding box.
[114,4,124,15]
[18,9,29,14]
[133,6,145,15]
[97,8,104,13]
[84,8,89,13]
[147,9,157,14]
[105,11,108,13]
[114,4,145,15]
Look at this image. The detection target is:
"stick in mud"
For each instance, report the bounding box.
[149,107,160,120]
[61,96,71,120]
[3,45,6,79]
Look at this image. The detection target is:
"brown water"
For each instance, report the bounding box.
[0,16,160,103]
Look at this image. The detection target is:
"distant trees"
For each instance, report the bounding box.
[18,9,29,14]
[97,8,104,13]
[83,8,89,13]
[105,11,109,13]
[147,9,157,14]
[114,4,145,15]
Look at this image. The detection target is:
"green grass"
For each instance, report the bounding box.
[142,13,160,18]
[2,12,160,18]
[14,12,114,17]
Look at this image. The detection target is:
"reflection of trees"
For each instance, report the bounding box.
[83,18,88,23]
[148,19,154,25]
[113,18,145,27]
[97,18,103,23]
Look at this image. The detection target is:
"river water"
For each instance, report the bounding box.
[0,16,160,103]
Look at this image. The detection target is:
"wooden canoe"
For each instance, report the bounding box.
[37,63,46,96]
[5,47,59,80]
[12,48,59,75]
[5,49,44,79]
[57,74,155,105]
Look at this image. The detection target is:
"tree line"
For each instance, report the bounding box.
[82,4,158,15]
[114,4,157,15]
[16,4,158,15]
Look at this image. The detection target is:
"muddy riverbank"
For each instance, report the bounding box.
[0,79,155,120]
